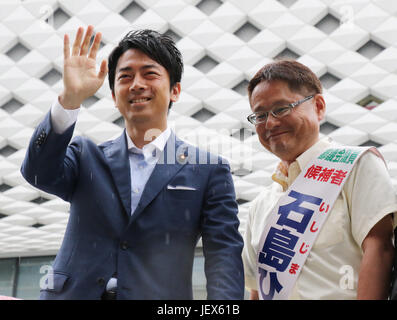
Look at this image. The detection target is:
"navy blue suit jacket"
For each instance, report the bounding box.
[21,112,244,299]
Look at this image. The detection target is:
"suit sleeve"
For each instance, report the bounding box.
[201,160,245,299]
[20,110,80,202]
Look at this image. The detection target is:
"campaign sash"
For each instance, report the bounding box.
[256,146,378,300]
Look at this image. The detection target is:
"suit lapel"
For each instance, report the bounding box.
[102,131,131,217]
[129,132,188,223]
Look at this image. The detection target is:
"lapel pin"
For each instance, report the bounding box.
[178,151,188,162]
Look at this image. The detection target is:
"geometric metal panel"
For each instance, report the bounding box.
[315,13,340,35]
[196,0,223,15]
[0,0,397,261]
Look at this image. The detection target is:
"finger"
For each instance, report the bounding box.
[98,59,108,79]
[79,25,94,56]
[72,27,84,56]
[88,32,102,60]
[63,34,70,59]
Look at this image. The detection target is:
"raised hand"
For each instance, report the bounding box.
[59,25,108,109]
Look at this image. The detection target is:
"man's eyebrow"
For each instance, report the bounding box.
[270,99,292,106]
[254,99,291,112]
[117,64,160,73]
[117,66,132,73]
[141,64,160,70]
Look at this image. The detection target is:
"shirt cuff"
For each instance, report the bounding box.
[244,274,258,291]
[50,97,80,134]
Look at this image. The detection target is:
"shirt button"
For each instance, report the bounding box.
[120,241,129,250]
[133,188,139,194]
[97,277,105,286]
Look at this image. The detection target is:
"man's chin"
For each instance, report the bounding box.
[267,142,292,159]
[127,114,151,124]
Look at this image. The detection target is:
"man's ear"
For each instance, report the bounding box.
[111,90,117,106]
[314,94,326,121]
[170,82,181,103]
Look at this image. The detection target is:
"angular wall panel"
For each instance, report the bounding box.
[0,0,395,258]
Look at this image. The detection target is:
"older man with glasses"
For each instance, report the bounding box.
[242,59,397,300]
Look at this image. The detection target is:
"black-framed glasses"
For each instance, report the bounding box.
[247,95,315,125]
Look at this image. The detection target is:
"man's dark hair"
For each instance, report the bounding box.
[247,60,322,99]
[108,29,183,108]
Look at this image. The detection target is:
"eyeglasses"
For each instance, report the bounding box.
[247,95,314,125]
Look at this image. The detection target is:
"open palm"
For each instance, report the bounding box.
[60,26,108,109]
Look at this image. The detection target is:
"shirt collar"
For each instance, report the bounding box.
[272,137,333,191]
[125,127,171,160]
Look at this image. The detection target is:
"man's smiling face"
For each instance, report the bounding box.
[112,48,180,130]
[250,79,325,163]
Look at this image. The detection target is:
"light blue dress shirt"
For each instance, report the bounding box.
[125,128,171,216]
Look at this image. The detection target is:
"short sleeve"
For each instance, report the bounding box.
[242,198,259,291]
[346,151,397,247]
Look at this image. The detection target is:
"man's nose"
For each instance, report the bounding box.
[264,113,280,130]
[129,75,146,91]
